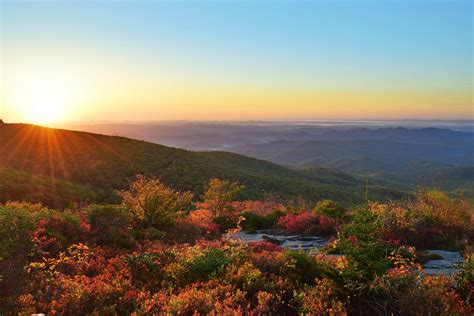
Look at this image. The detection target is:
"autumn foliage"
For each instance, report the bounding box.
[0,179,472,315]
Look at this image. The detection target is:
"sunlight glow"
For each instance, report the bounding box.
[7,71,81,124]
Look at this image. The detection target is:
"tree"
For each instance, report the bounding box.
[338,207,390,280]
[201,179,243,220]
[119,177,193,228]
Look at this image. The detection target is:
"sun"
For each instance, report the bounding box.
[26,86,69,124]
[7,71,81,124]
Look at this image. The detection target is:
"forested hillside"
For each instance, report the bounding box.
[0,123,405,207]
[228,129,474,196]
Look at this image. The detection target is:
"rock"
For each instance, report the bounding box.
[262,235,283,245]
[423,250,463,275]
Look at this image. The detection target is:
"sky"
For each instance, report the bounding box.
[1,0,472,123]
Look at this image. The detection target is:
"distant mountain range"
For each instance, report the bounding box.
[0,123,406,208]
[52,120,474,151]
[227,127,474,196]
[51,122,474,198]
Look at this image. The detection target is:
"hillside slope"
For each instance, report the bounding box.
[0,123,405,207]
[229,136,474,195]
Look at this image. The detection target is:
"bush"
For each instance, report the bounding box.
[241,209,286,232]
[337,208,392,280]
[21,244,133,315]
[0,205,36,260]
[294,278,347,314]
[125,252,164,291]
[454,252,473,304]
[241,212,273,231]
[277,211,338,236]
[198,179,244,231]
[168,247,229,285]
[313,199,346,219]
[369,191,474,250]
[88,205,135,248]
[283,250,338,285]
[32,212,84,258]
[120,177,193,229]
[363,269,472,315]
[0,204,40,310]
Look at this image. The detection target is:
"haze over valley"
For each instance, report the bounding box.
[51,120,474,198]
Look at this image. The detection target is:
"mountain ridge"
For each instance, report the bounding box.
[0,123,405,207]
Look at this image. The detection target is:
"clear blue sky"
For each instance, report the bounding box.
[1,0,472,121]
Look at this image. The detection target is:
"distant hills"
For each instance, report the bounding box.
[42,120,474,198]
[0,123,405,208]
[50,122,473,198]
[228,127,474,196]
[54,121,474,151]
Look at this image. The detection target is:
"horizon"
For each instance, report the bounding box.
[1,0,472,123]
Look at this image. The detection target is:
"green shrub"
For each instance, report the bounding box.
[0,206,36,260]
[241,209,286,232]
[284,251,337,284]
[338,207,391,280]
[120,177,193,229]
[125,253,163,290]
[313,199,346,219]
[455,253,473,304]
[173,248,229,285]
[241,212,273,231]
[88,205,135,248]
[266,209,286,224]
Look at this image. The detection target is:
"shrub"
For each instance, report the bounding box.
[337,208,392,280]
[168,247,229,285]
[241,209,286,232]
[0,205,36,260]
[241,212,273,231]
[88,204,135,248]
[32,213,83,258]
[21,244,133,315]
[313,199,346,219]
[454,252,473,304]
[294,278,347,314]
[363,269,472,315]
[277,211,338,236]
[248,241,283,253]
[283,251,338,285]
[224,261,264,295]
[167,210,220,243]
[125,252,164,291]
[199,178,243,220]
[0,204,40,310]
[369,192,474,250]
[120,177,193,228]
[166,281,247,314]
[277,212,318,235]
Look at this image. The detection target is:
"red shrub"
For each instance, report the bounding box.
[248,241,283,253]
[32,214,84,258]
[277,212,338,236]
[168,210,221,243]
[186,209,220,235]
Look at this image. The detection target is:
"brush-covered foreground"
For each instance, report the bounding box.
[0,178,472,315]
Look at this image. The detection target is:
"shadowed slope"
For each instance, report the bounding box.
[0,124,405,207]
